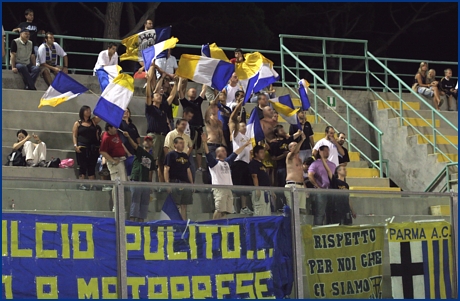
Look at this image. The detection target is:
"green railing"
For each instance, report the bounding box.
[367,52,458,164]
[279,35,385,178]
[425,162,459,192]
[3,31,457,92]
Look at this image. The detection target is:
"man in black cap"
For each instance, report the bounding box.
[10,28,39,90]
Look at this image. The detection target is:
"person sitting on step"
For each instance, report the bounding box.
[12,129,47,167]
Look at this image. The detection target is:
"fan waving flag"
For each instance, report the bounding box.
[201,43,230,62]
[142,37,179,71]
[96,65,122,93]
[160,194,183,220]
[235,52,279,104]
[38,72,88,108]
[246,107,265,146]
[270,95,301,129]
[298,79,311,110]
[93,74,134,127]
[120,26,171,62]
[175,54,234,91]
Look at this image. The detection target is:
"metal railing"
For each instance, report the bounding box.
[3,31,457,92]
[425,162,459,192]
[280,35,385,177]
[367,52,458,164]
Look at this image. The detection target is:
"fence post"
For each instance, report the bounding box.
[115,179,128,298]
[59,37,64,67]
[346,106,352,152]
[290,186,304,298]
[280,36,285,88]
[339,57,343,91]
[313,77,318,124]
[364,43,369,89]
[322,39,328,85]
[450,191,458,298]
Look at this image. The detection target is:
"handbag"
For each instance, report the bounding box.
[47,157,61,168]
[59,158,74,168]
[5,150,26,166]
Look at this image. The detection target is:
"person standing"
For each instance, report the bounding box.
[337,132,350,166]
[202,132,251,220]
[72,105,102,190]
[163,119,193,158]
[164,137,194,220]
[289,111,315,163]
[308,145,337,225]
[249,145,274,216]
[123,132,156,222]
[99,123,128,183]
[93,43,118,73]
[145,64,170,182]
[285,133,307,211]
[119,108,140,178]
[12,9,43,55]
[10,29,39,90]
[223,73,242,107]
[312,126,344,167]
[155,48,177,79]
[36,32,69,86]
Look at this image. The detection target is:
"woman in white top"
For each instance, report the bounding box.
[12,129,47,167]
[93,43,118,74]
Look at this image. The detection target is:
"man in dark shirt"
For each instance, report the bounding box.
[289,111,315,163]
[250,93,269,120]
[337,132,350,166]
[439,68,458,111]
[145,63,170,182]
[179,77,207,171]
[159,75,179,131]
[164,137,194,220]
[123,132,156,222]
[12,9,43,54]
[249,145,274,216]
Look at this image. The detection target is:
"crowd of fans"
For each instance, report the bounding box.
[4,9,456,225]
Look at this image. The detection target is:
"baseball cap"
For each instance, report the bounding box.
[20,28,30,33]
[144,134,154,141]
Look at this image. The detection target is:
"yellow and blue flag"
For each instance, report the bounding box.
[95,65,122,93]
[201,43,230,62]
[235,52,279,104]
[298,79,311,110]
[120,26,171,62]
[270,95,301,129]
[175,54,234,91]
[246,107,265,146]
[93,74,134,127]
[38,72,88,108]
[388,221,454,299]
[142,37,179,71]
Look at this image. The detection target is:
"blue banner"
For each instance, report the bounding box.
[2,213,293,299]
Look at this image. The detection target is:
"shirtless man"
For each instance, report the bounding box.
[206,98,226,158]
[260,106,278,141]
[284,133,307,211]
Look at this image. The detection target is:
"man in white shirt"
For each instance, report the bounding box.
[93,43,118,74]
[202,132,251,220]
[163,119,193,158]
[156,49,177,79]
[36,32,68,86]
[223,72,242,107]
[312,126,344,167]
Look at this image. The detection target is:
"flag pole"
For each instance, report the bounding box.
[88,90,100,98]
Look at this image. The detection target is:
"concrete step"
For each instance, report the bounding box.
[402,118,440,128]
[346,167,379,178]
[349,186,400,192]
[386,108,458,127]
[377,100,420,111]
[416,134,458,145]
[2,146,76,166]
[407,125,458,138]
[346,177,389,187]
[3,165,78,179]
[347,161,368,168]
[433,153,458,163]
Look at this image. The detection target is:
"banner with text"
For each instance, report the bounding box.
[302,225,385,299]
[2,213,293,299]
[388,221,454,299]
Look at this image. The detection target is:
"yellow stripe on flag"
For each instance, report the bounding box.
[112,74,134,92]
[120,33,140,62]
[209,43,230,62]
[38,95,71,108]
[162,37,179,51]
[176,54,201,81]
[270,101,299,118]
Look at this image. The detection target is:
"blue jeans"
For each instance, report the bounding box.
[314,193,329,225]
[16,63,40,90]
[129,186,150,220]
[125,155,135,178]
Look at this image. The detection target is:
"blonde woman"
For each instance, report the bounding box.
[414,62,442,110]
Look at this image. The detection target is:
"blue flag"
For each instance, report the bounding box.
[160,194,183,220]
[298,79,311,110]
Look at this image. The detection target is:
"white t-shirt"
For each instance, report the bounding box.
[209,160,233,185]
[156,55,178,77]
[224,84,241,107]
[184,123,191,137]
[232,131,252,163]
[36,42,67,66]
[94,49,118,71]
[313,138,340,167]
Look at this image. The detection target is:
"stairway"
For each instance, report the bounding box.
[371,91,458,192]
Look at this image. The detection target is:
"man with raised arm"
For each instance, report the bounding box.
[205,97,227,157]
[145,63,170,182]
[260,106,278,141]
[179,77,207,171]
[202,132,251,220]
[284,132,307,210]
[312,126,344,167]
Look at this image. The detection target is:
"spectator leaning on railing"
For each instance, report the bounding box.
[36,32,69,87]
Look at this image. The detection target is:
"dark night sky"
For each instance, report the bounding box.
[2,2,458,83]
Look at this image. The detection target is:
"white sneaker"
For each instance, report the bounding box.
[240,207,253,215]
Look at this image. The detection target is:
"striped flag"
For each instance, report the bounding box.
[120,26,171,62]
[388,222,454,299]
[93,74,134,127]
[201,43,230,62]
[298,79,311,110]
[38,72,88,108]
[95,65,122,93]
[175,54,234,91]
[142,37,179,71]
[246,107,265,146]
[270,95,301,129]
[160,194,183,220]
